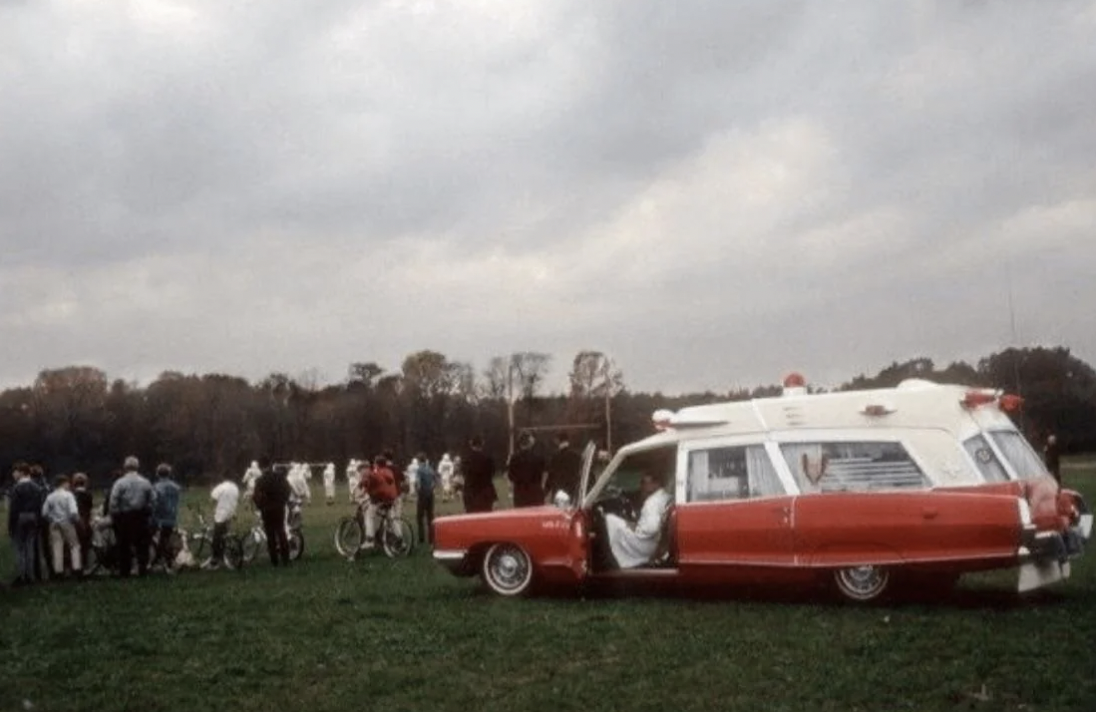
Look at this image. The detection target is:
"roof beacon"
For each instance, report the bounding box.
[783,372,807,397]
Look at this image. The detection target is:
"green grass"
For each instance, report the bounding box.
[1,468,1094,712]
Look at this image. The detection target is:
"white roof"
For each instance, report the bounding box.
[646,379,1013,443]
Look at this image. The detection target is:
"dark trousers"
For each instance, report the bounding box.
[463,488,495,514]
[76,518,92,571]
[211,521,229,564]
[260,506,289,566]
[13,517,39,583]
[113,510,151,577]
[416,494,435,544]
[151,525,175,569]
[513,486,544,508]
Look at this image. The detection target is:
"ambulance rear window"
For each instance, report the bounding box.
[989,430,1049,481]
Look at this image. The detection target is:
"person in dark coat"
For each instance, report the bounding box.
[30,464,50,580]
[252,456,292,566]
[1044,434,1061,484]
[508,432,546,508]
[462,436,497,513]
[544,433,582,503]
[8,462,46,586]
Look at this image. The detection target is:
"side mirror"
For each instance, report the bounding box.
[553,490,572,509]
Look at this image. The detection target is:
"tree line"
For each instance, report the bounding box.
[2,346,1092,486]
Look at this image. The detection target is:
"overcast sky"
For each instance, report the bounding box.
[3,0,1095,395]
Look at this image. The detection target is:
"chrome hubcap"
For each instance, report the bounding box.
[837,566,887,599]
[490,547,529,589]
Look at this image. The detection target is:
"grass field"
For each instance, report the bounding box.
[1,465,1094,712]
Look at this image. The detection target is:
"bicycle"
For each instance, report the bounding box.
[86,515,120,576]
[183,505,245,571]
[239,497,306,564]
[86,516,182,576]
[148,526,185,574]
[334,500,414,559]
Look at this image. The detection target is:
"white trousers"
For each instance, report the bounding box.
[49,520,81,572]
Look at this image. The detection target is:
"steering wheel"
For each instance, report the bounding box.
[597,487,638,522]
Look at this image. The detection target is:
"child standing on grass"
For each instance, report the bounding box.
[71,473,94,567]
[41,475,82,578]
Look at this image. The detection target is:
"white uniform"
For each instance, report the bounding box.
[287,464,311,504]
[211,481,241,524]
[438,454,454,500]
[346,459,360,502]
[405,458,420,497]
[322,463,336,503]
[242,461,261,498]
[605,489,671,569]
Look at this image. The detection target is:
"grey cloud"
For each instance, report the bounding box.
[1,0,1095,394]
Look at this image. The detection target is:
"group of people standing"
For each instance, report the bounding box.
[505,433,584,509]
[6,456,183,585]
[454,432,584,514]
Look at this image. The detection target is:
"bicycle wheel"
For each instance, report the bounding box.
[289,530,305,561]
[335,517,363,559]
[381,517,414,558]
[241,528,263,564]
[223,535,245,571]
[87,544,112,576]
[192,532,212,569]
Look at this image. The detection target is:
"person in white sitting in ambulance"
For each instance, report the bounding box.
[604,473,671,569]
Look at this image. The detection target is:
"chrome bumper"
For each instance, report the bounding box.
[1016,527,1081,593]
[432,548,470,576]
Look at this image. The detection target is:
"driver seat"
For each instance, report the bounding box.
[644,504,676,568]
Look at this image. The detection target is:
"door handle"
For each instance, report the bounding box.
[922,507,938,520]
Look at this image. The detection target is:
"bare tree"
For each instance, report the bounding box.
[568,351,624,451]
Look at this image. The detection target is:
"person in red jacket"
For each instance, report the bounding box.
[363,455,398,547]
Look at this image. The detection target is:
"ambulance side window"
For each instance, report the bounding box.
[962,435,1010,483]
[687,445,784,502]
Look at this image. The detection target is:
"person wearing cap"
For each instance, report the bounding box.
[345,459,360,502]
[150,463,182,572]
[462,436,497,514]
[109,455,156,577]
[41,474,82,578]
[508,432,546,508]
